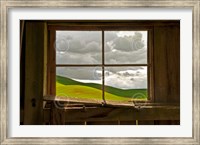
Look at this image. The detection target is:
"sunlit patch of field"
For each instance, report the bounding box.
[56,82,131,101]
[56,76,147,102]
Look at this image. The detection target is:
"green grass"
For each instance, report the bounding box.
[56,75,147,101]
[57,82,132,101]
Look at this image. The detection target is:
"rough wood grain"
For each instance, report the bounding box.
[50,102,65,125]
[120,120,136,125]
[154,24,180,103]
[87,121,118,125]
[44,106,180,123]
[47,20,180,30]
[138,120,155,125]
[23,22,45,125]
[47,30,56,95]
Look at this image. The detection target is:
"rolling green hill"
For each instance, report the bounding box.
[56,75,147,101]
[57,83,134,101]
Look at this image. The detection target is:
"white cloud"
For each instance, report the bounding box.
[105,67,147,89]
[56,52,101,64]
[56,67,102,80]
[105,46,147,64]
[57,67,147,89]
[56,31,147,64]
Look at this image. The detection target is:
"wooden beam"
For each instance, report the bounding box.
[47,20,180,30]
[44,95,179,108]
[44,106,180,123]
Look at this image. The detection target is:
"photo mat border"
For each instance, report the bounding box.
[0,0,199,144]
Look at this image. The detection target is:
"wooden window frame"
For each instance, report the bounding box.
[47,21,154,104]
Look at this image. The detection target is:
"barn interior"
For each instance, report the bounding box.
[20,20,180,125]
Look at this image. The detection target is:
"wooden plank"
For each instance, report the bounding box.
[44,95,179,108]
[23,22,45,125]
[154,120,180,125]
[138,120,154,125]
[120,121,136,125]
[65,122,85,125]
[166,25,180,103]
[47,20,180,30]
[154,26,168,103]
[153,25,180,103]
[44,106,180,123]
[48,25,153,31]
[148,28,155,102]
[43,22,48,97]
[47,30,56,95]
[87,121,118,125]
[50,103,65,125]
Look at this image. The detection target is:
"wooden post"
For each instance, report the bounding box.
[23,22,45,125]
[50,102,65,125]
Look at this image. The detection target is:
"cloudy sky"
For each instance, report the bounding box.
[56,31,147,89]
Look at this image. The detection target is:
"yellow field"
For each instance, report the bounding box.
[56,82,131,101]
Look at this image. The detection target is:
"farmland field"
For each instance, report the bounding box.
[56,75,147,102]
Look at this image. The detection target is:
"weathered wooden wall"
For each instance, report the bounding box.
[154,25,180,103]
[21,21,180,125]
[23,22,45,125]
[153,24,180,125]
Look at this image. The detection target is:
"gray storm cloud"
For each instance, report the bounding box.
[56,31,147,89]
